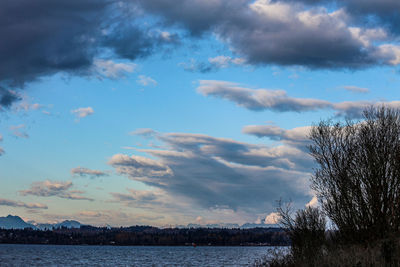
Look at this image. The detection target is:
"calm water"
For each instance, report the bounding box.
[0,244,283,266]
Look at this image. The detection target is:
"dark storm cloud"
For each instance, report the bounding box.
[0,0,107,86]
[0,87,20,109]
[135,0,248,36]
[136,0,400,69]
[109,131,313,212]
[2,0,400,109]
[277,0,400,31]
[0,0,177,108]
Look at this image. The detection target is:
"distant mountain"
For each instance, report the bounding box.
[185,222,278,229]
[0,214,277,231]
[0,215,37,229]
[240,223,279,229]
[186,223,241,229]
[0,215,83,230]
[36,220,82,230]
[55,220,82,229]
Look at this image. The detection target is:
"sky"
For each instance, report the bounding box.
[1,0,400,227]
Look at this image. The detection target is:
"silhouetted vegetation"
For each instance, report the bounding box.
[260,107,400,266]
[0,226,289,246]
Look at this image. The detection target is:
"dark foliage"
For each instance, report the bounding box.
[0,226,289,246]
[277,203,326,266]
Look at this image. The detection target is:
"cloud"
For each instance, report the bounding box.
[243,125,312,148]
[180,56,245,73]
[71,107,94,119]
[0,198,48,209]
[0,134,3,155]
[71,167,109,178]
[197,80,400,118]
[110,130,313,213]
[41,209,166,227]
[306,195,318,208]
[16,102,43,112]
[208,56,246,68]
[20,180,93,201]
[130,128,158,137]
[342,85,370,93]
[92,59,137,80]
[264,212,281,224]
[2,0,400,110]
[0,0,178,108]
[0,87,20,109]
[0,135,4,155]
[110,188,163,206]
[197,80,331,112]
[109,154,173,182]
[137,75,158,87]
[10,124,29,138]
[137,0,400,69]
[179,56,245,73]
[278,0,400,33]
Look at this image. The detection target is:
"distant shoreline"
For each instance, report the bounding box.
[0,226,290,246]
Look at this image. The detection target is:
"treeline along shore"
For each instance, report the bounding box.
[0,226,289,246]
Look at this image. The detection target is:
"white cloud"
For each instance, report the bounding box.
[265,212,281,224]
[71,107,94,119]
[208,56,245,68]
[342,85,370,93]
[306,196,318,208]
[137,75,158,87]
[93,59,136,79]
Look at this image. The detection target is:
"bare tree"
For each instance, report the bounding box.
[309,106,400,242]
[278,201,326,264]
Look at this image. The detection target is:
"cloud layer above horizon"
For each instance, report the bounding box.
[1,0,400,227]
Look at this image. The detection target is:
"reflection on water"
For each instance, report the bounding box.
[0,244,285,266]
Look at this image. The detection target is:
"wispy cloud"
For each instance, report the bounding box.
[20,180,93,201]
[0,198,48,209]
[130,128,158,138]
[197,80,400,118]
[180,56,245,73]
[342,85,370,94]
[71,167,109,178]
[10,124,29,138]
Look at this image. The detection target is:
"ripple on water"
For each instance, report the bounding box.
[0,244,287,267]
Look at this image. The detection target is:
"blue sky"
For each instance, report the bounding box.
[1,0,400,226]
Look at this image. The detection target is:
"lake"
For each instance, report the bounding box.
[0,244,285,266]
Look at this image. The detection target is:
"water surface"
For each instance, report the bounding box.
[0,244,280,266]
